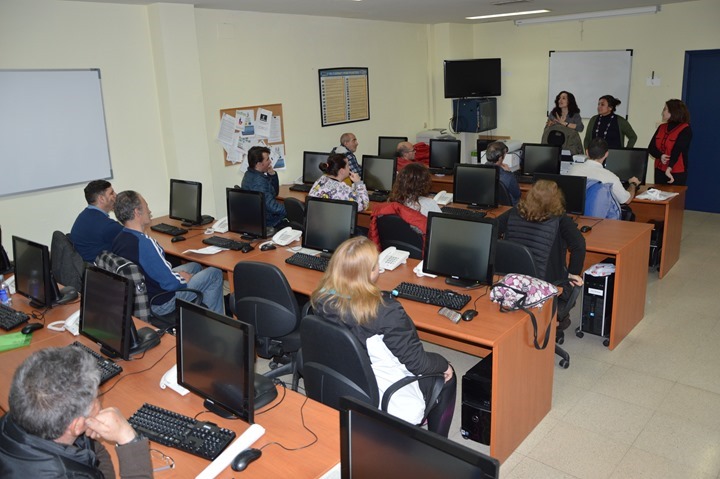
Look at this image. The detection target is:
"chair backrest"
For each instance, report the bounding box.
[300,314,379,411]
[233,261,301,339]
[284,197,305,231]
[584,179,621,220]
[376,215,423,259]
[547,129,565,147]
[94,251,150,320]
[50,231,86,291]
[494,239,539,277]
[497,182,513,206]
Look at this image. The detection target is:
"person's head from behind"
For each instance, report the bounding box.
[597,95,621,116]
[319,153,349,180]
[485,141,508,164]
[518,179,566,222]
[84,180,116,212]
[311,236,381,325]
[114,190,151,227]
[396,141,415,161]
[248,146,272,172]
[586,138,609,163]
[9,347,100,442]
[390,162,432,204]
[663,99,690,123]
[340,132,358,153]
[555,91,580,116]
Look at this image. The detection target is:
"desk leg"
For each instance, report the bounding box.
[658,190,685,279]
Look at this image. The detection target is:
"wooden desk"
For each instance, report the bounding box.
[430,173,454,193]
[0,296,340,478]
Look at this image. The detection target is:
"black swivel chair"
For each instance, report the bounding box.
[284,197,305,232]
[50,231,87,292]
[497,183,514,207]
[233,261,307,390]
[494,239,580,369]
[546,129,566,147]
[375,215,423,260]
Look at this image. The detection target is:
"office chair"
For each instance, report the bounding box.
[497,183,514,207]
[284,196,305,232]
[94,251,203,330]
[233,261,308,390]
[50,231,87,292]
[546,129,566,147]
[495,239,579,369]
[375,215,423,259]
[300,314,445,429]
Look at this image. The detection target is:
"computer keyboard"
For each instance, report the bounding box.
[392,282,471,310]
[289,184,312,192]
[0,303,30,330]
[369,192,389,202]
[128,403,236,461]
[202,236,251,251]
[150,223,189,236]
[285,252,329,272]
[69,341,123,385]
[440,207,487,219]
[516,175,534,184]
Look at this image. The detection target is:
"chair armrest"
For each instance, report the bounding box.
[381,373,445,424]
[149,288,204,307]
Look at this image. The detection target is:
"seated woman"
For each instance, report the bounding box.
[308,153,369,211]
[497,179,586,330]
[311,236,456,436]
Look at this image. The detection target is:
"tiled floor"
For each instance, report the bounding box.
[264,210,720,479]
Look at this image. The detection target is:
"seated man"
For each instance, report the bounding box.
[331,132,361,175]
[240,146,287,229]
[570,138,640,206]
[484,141,521,206]
[0,347,152,477]
[70,180,123,262]
[395,141,428,171]
[112,190,225,315]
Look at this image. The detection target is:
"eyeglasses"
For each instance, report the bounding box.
[151,449,175,472]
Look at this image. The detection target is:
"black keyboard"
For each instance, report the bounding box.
[128,403,236,461]
[289,184,312,192]
[0,303,30,330]
[202,236,251,251]
[392,282,471,310]
[150,223,188,236]
[70,341,123,385]
[285,252,329,272]
[369,192,389,202]
[440,207,487,219]
[516,175,534,184]
[429,168,450,175]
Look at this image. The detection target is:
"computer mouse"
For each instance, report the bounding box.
[260,243,276,251]
[171,235,186,243]
[241,244,255,254]
[461,309,478,322]
[580,225,592,233]
[21,322,44,334]
[231,448,262,472]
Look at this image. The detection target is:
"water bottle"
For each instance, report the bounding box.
[0,274,12,307]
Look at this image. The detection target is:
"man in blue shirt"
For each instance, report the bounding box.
[240,146,287,228]
[70,180,123,262]
[485,142,521,206]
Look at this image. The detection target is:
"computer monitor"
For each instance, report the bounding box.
[303,197,357,255]
[605,148,649,185]
[453,164,499,209]
[12,236,75,308]
[169,179,213,227]
[423,213,497,288]
[302,151,331,184]
[226,187,267,239]
[361,156,397,193]
[521,144,561,177]
[176,299,278,422]
[80,266,160,360]
[533,173,588,216]
[378,136,407,158]
[340,396,499,479]
[429,139,461,173]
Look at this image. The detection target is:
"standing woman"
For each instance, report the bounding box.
[648,99,692,185]
[584,95,637,149]
[546,91,584,132]
[308,153,369,211]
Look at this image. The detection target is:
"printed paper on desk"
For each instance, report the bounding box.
[182,246,226,255]
[636,188,678,201]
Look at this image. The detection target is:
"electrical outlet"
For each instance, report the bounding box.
[646,77,661,87]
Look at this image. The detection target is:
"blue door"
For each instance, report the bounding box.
[683,49,720,213]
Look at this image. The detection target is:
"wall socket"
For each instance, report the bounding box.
[646,77,661,87]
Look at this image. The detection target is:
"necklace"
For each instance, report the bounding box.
[594,114,614,139]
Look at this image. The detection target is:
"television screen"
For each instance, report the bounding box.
[444,58,501,98]
[378,136,407,158]
[453,164,499,209]
[429,139,461,173]
[533,173,588,216]
[303,151,331,184]
[303,198,357,254]
[522,144,561,177]
[226,188,267,239]
[361,156,396,193]
[605,148,649,185]
[12,236,60,308]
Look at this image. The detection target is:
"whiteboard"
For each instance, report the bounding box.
[548,50,633,119]
[0,69,112,197]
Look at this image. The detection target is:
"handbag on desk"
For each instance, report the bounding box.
[490,274,558,350]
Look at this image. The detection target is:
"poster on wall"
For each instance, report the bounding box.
[318,68,370,127]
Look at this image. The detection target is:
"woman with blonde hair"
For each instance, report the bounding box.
[311,236,456,436]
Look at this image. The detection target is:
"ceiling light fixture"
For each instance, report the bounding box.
[514,5,660,26]
[466,9,549,20]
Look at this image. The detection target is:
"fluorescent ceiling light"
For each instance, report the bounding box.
[514,6,660,25]
[467,9,549,20]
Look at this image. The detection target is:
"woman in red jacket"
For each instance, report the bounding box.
[648,99,692,185]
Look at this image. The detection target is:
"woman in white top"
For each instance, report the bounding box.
[388,163,441,216]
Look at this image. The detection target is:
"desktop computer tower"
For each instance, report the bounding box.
[648,220,664,270]
[580,260,615,338]
[461,353,492,445]
[451,98,497,133]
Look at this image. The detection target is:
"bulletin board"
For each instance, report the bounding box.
[318,68,370,127]
[217,103,286,171]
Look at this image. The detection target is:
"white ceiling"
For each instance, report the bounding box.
[68,0,695,24]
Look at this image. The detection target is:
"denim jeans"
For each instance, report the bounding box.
[151,262,224,315]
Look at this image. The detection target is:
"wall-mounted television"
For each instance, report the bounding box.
[444,58,501,98]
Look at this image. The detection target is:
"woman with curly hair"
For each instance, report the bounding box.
[388,162,441,216]
[546,91,584,132]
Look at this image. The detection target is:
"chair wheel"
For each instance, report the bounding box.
[557,335,565,345]
[576,330,584,338]
[559,359,569,369]
[603,339,610,347]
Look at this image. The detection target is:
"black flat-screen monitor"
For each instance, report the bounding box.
[378,136,407,158]
[423,213,497,288]
[533,173,588,216]
[169,179,213,226]
[444,58,502,98]
[361,156,396,193]
[177,299,278,422]
[80,266,159,360]
[429,139,461,173]
[522,144,561,177]
[340,396,499,479]
[453,164,499,209]
[303,151,331,184]
[303,197,357,255]
[605,148,649,185]
[226,188,267,239]
[12,236,64,308]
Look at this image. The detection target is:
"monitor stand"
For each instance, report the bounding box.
[445,277,484,290]
[202,373,279,419]
[181,215,215,227]
[129,327,161,356]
